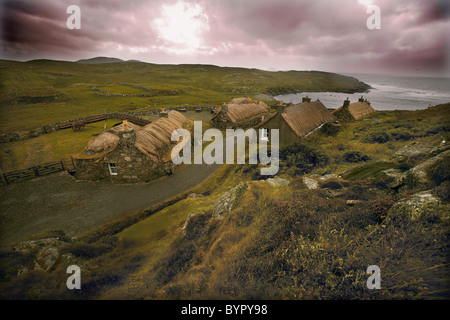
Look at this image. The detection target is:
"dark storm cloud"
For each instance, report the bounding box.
[0,0,448,75]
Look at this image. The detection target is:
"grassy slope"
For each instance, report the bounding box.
[99,104,450,300]
[0,59,369,133]
[1,103,446,300]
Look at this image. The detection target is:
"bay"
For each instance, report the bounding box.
[275,73,450,111]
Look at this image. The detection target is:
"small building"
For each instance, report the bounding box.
[332,96,376,121]
[210,97,271,129]
[72,110,192,183]
[255,96,336,145]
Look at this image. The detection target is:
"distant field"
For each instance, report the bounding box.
[0,111,214,172]
[0,59,370,134]
[0,118,123,172]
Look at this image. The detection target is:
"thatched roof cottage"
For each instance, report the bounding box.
[332,96,376,121]
[210,97,271,129]
[255,96,336,145]
[72,110,192,183]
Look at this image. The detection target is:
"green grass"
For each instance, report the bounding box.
[305,104,450,175]
[0,59,370,134]
[342,161,398,181]
[0,66,448,300]
[0,119,124,171]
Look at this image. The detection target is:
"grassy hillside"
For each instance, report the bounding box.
[0,59,370,133]
[0,103,448,300]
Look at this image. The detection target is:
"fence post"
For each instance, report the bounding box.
[0,168,7,185]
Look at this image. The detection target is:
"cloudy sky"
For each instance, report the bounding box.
[1,0,449,76]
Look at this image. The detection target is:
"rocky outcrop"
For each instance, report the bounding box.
[387,191,449,221]
[266,178,290,187]
[302,177,320,190]
[391,139,449,163]
[14,238,69,273]
[211,183,247,220]
[187,193,204,198]
[408,149,450,184]
[381,142,450,188]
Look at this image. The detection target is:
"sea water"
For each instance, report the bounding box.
[275,73,450,111]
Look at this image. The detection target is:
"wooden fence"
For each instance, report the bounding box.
[1,158,75,185]
[58,115,107,130]
[57,115,150,130]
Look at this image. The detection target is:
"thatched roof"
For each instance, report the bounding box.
[80,110,192,162]
[211,98,270,123]
[135,111,192,162]
[83,132,119,155]
[82,122,143,155]
[281,100,336,137]
[332,101,376,120]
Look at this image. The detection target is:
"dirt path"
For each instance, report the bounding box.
[0,163,221,245]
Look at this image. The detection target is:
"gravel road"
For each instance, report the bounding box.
[0,163,221,244]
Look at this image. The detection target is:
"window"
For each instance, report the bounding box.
[260,128,269,141]
[108,163,117,175]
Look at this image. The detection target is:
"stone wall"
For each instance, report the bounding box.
[73,128,177,183]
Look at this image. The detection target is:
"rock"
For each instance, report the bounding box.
[181,213,196,236]
[60,253,77,265]
[387,191,450,221]
[379,149,449,188]
[14,238,65,254]
[391,139,449,163]
[346,200,363,206]
[187,193,204,198]
[379,168,406,188]
[13,237,69,272]
[266,178,290,187]
[34,246,59,271]
[211,183,247,220]
[408,149,450,184]
[302,177,319,190]
[17,266,29,276]
[311,173,339,181]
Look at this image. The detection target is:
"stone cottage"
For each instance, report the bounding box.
[332,96,376,121]
[72,110,192,183]
[255,96,336,145]
[210,97,271,129]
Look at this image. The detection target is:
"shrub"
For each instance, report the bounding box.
[390,129,413,141]
[251,169,271,181]
[426,157,450,186]
[365,197,398,223]
[373,176,394,190]
[365,132,391,143]
[319,123,340,136]
[63,236,117,259]
[289,176,306,189]
[405,172,420,189]
[321,179,343,189]
[279,142,328,176]
[433,180,450,201]
[397,162,412,172]
[343,151,370,163]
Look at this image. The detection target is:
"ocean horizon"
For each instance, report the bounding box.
[275,73,450,111]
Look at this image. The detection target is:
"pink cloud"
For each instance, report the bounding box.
[0,0,448,76]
